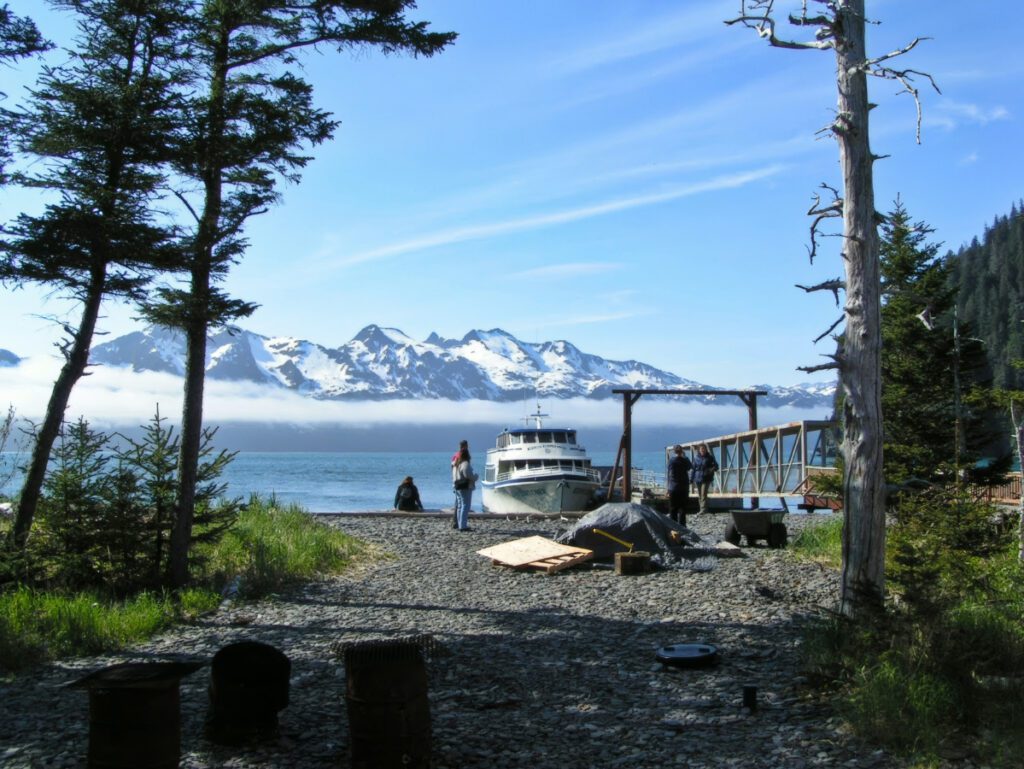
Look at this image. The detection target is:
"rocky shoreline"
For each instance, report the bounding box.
[1,512,912,768]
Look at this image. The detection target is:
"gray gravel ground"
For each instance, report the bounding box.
[2,512,925,768]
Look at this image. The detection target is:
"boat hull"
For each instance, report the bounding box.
[481,477,599,514]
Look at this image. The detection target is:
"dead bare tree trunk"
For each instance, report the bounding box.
[832,3,886,613]
[729,0,936,616]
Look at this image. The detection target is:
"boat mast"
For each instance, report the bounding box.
[524,402,548,430]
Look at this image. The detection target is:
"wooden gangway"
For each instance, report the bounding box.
[670,420,839,500]
[624,420,841,509]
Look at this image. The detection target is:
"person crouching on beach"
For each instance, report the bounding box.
[394,476,423,512]
[452,445,478,531]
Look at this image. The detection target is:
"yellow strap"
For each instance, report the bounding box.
[591,528,633,551]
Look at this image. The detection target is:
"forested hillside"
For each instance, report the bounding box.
[949,202,1024,390]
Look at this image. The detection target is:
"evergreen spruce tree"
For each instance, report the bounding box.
[880,200,957,484]
[949,203,1024,391]
[142,1,456,588]
[0,3,50,181]
[881,200,1006,487]
[1,0,190,550]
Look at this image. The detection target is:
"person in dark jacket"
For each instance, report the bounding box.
[394,476,423,512]
[666,444,692,526]
[690,444,719,514]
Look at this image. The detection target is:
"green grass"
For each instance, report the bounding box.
[197,496,371,597]
[793,513,1024,768]
[789,513,843,568]
[0,586,219,672]
[0,496,372,672]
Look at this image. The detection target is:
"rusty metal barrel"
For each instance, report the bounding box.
[69,661,202,769]
[206,640,290,744]
[343,637,432,769]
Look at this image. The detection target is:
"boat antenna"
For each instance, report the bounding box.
[523,401,548,430]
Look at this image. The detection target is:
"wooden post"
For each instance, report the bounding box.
[622,392,633,499]
[743,392,760,508]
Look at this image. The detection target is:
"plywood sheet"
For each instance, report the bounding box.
[477,536,592,568]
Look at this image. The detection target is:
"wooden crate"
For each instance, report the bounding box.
[614,551,651,575]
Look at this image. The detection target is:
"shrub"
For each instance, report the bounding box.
[197,496,368,597]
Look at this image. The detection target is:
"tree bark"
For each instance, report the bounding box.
[168,30,228,589]
[833,0,886,615]
[9,270,106,548]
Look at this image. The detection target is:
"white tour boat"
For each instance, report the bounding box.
[481,407,603,514]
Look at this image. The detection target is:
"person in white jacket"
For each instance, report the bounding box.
[451,446,477,531]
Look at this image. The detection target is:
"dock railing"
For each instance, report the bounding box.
[672,420,839,499]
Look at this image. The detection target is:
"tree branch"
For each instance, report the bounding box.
[173,190,201,225]
[866,65,941,144]
[796,279,845,306]
[810,314,844,343]
[798,360,839,374]
[724,0,833,50]
[806,183,843,263]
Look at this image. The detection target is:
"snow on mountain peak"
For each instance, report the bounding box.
[82,325,836,408]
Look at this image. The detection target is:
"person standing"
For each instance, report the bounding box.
[452,445,477,531]
[666,445,692,526]
[394,476,423,512]
[450,439,468,528]
[690,444,719,514]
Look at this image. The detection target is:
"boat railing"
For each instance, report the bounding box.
[494,466,603,484]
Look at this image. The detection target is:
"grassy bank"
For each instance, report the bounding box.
[0,497,370,672]
[791,505,1024,768]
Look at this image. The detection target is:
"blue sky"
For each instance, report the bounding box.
[1,0,1021,417]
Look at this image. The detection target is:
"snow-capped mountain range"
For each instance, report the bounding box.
[3,325,836,409]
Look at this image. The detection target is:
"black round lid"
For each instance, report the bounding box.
[655,643,719,667]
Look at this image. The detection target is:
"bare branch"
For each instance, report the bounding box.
[799,360,841,374]
[796,279,845,306]
[173,190,201,225]
[867,65,941,144]
[861,36,929,71]
[806,183,843,263]
[811,315,844,343]
[724,0,833,51]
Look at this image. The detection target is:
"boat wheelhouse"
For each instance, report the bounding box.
[481,408,602,514]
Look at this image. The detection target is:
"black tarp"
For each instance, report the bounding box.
[554,502,705,559]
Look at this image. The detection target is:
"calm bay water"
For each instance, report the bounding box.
[1,449,668,513]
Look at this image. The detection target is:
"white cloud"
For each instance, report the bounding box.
[548,3,729,75]
[930,100,1010,129]
[508,262,622,280]
[330,166,784,267]
[1,359,824,431]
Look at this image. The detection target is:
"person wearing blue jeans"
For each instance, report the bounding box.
[452,446,477,531]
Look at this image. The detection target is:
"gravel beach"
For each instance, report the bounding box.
[1,511,912,769]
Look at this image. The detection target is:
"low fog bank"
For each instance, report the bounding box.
[1,358,830,453]
[108,421,733,454]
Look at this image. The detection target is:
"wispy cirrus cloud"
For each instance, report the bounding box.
[328,165,784,268]
[548,2,729,75]
[929,99,1009,129]
[508,262,622,280]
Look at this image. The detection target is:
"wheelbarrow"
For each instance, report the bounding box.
[724,509,788,549]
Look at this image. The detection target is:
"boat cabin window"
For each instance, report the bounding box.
[552,431,567,443]
[537,431,552,444]
[522,433,536,443]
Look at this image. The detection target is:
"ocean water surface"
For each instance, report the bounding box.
[2,449,669,514]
